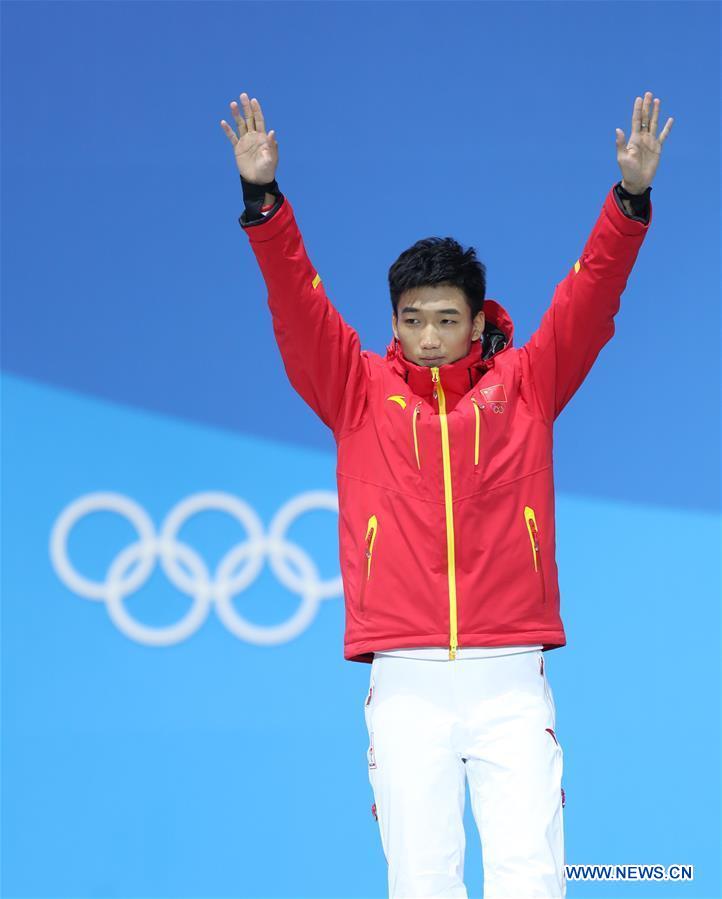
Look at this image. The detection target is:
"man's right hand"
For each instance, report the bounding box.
[220,92,278,187]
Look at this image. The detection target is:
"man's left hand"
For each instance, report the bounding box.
[615,91,674,193]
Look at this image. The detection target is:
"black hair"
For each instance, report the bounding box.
[388,237,487,319]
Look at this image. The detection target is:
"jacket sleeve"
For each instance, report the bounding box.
[518,181,653,423]
[238,189,368,439]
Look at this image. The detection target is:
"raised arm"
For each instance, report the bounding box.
[519,91,674,422]
[220,93,367,438]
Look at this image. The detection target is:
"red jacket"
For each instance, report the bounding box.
[240,183,652,663]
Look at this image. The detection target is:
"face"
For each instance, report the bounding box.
[392,285,485,367]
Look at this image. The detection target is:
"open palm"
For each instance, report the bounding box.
[615,91,674,192]
[220,92,278,185]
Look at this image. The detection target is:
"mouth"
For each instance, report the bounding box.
[420,356,445,364]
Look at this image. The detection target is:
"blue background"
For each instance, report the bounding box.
[2,2,720,898]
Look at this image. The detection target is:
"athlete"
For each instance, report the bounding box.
[221,91,673,898]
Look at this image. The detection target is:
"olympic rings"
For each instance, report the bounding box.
[49,490,342,646]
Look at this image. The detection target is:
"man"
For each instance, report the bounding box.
[221,91,673,898]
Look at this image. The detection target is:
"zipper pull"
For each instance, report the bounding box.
[412,401,422,469]
[431,367,439,399]
[365,528,375,562]
[471,396,481,466]
[531,520,540,551]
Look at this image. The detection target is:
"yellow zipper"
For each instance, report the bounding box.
[470,396,481,466]
[431,367,459,660]
[359,514,378,613]
[412,401,422,469]
[524,505,546,604]
[524,506,540,571]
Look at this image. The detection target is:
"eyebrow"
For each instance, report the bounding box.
[400,306,462,315]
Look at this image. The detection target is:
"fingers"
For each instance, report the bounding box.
[649,96,660,135]
[241,92,257,131]
[219,119,238,145]
[640,91,653,129]
[220,92,268,143]
[631,91,653,133]
[252,97,266,133]
[234,92,253,132]
[630,91,674,146]
[228,103,244,136]
[219,91,250,144]
[631,95,642,135]
[658,116,674,145]
[219,91,276,166]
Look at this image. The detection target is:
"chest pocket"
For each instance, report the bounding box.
[467,383,510,471]
[385,380,513,479]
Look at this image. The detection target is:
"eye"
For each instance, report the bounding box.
[402,318,457,326]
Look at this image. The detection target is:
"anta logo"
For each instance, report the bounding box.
[386,394,408,409]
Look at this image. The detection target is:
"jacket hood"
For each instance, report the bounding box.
[384,298,515,397]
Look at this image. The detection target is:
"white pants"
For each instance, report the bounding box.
[364,649,566,898]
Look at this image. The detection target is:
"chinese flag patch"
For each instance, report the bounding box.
[480,383,508,403]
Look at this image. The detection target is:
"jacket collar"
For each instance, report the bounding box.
[384,299,515,400]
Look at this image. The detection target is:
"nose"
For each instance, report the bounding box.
[419,327,441,349]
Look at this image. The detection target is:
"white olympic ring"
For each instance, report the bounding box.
[49,490,342,647]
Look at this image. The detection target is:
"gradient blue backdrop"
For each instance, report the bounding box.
[2,2,720,898]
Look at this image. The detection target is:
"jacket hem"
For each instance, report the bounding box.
[345,630,567,664]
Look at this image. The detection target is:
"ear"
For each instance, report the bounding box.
[392,312,399,340]
[472,310,485,341]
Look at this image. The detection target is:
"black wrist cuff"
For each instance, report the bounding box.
[614,181,651,222]
[241,175,279,202]
[239,175,282,225]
